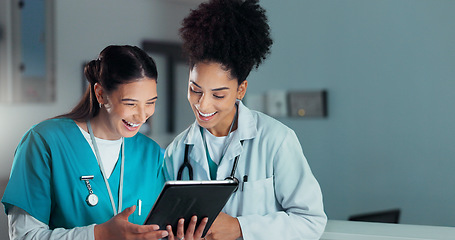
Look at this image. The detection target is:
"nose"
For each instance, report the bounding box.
[135,106,148,123]
[196,93,211,112]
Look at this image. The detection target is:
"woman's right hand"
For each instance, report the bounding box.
[167,216,208,240]
[94,205,169,240]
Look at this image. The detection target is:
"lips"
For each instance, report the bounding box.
[196,109,217,122]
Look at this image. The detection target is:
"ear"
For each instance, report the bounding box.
[93,83,106,105]
[237,80,248,100]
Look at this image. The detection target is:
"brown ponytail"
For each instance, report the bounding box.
[55,45,158,121]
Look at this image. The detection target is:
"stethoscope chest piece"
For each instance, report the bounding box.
[86,193,99,207]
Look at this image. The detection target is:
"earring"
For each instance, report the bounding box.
[99,103,103,108]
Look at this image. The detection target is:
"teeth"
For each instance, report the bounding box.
[195,106,216,117]
[199,110,216,117]
[124,120,140,127]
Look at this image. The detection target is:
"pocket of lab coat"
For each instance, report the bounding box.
[241,176,276,215]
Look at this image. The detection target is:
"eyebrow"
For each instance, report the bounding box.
[190,81,230,91]
[121,96,158,102]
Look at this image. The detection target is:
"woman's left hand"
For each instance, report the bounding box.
[204,212,242,240]
[167,216,208,240]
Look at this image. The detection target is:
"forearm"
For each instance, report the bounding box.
[8,206,95,240]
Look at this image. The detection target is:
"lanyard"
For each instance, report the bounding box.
[87,120,124,216]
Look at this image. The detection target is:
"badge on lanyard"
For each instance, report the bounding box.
[81,175,98,207]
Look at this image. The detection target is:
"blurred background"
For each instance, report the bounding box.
[0,0,454,238]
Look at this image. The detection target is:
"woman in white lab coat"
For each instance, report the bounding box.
[164,0,327,239]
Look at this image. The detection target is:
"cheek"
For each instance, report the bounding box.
[187,92,198,105]
[111,106,129,119]
[220,103,234,113]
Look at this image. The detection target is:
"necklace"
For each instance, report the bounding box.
[87,120,124,216]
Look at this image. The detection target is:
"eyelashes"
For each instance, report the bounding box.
[190,87,225,99]
[190,88,202,94]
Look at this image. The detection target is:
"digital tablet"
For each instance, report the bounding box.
[143,180,238,237]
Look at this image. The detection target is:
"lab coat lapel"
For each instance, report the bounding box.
[221,101,257,162]
[184,121,211,179]
[237,101,257,140]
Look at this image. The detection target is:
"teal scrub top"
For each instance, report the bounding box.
[2,118,165,229]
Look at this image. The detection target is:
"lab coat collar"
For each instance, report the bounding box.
[183,122,208,175]
[236,100,257,141]
[221,101,256,162]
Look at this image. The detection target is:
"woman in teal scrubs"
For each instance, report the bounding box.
[2,45,206,240]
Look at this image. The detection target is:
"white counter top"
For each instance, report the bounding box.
[321,220,455,240]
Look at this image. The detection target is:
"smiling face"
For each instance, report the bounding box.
[93,77,157,140]
[188,62,247,137]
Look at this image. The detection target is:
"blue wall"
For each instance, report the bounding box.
[247,0,455,226]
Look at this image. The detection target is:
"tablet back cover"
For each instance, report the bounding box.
[143,180,237,237]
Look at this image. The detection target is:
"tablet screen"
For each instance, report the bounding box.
[143,180,237,237]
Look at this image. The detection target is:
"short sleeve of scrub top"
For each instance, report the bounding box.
[3,127,53,224]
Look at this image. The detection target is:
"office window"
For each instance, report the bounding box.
[0,0,54,103]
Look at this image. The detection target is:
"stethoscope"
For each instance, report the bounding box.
[177,103,243,192]
[177,141,244,192]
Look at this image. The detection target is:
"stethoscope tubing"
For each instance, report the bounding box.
[177,102,241,190]
[177,141,243,192]
[178,144,193,180]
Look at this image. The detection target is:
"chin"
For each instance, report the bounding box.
[196,120,216,131]
[126,131,139,138]
[118,129,138,138]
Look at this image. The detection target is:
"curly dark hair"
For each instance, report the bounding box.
[179,0,273,84]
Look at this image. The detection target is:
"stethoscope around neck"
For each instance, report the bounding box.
[177,103,243,192]
[177,141,244,192]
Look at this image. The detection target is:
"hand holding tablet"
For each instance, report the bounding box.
[143,180,238,237]
[166,215,208,240]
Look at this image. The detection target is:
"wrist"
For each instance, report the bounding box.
[94,224,106,240]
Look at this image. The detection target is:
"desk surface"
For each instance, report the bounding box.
[322,220,455,240]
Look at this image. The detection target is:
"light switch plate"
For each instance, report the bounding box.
[265,90,288,117]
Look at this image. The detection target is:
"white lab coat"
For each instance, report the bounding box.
[164,101,327,240]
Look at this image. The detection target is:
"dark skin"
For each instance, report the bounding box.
[94,206,208,240]
[204,212,242,240]
[166,216,209,240]
[186,62,246,240]
[94,206,168,240]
